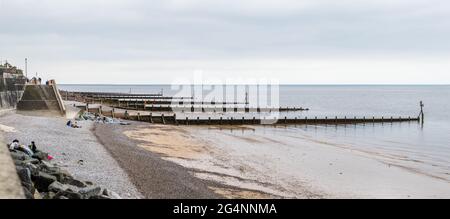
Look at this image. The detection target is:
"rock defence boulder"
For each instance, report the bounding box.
[10,148,121,199]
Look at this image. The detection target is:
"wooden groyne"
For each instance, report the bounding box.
[63,90,309,112]
[61,91,165,98]
[70,90,425,126]
[113,105,308,113]
[175,116,420,126]
[85,107,421,125]
[60,90,191,103]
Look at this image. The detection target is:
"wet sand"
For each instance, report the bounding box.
[112,122,450,199]
[115,124,322,198]
[94,123,310,198]
[94,122,275,199]
[123,126,206,160]
[198,126,450,198]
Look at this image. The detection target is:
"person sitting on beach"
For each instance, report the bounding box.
[27,141,51,161]
[9,139,34,156]
[71,121,82,128]
[66,120,81,128]
[29,141,38,154]
[9,139,20,150]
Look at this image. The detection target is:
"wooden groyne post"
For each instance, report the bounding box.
[420,101,425,124]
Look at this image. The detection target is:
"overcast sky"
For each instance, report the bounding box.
[0,0,449,84]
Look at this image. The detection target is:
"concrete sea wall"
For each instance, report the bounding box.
[0,136,25,199]
[0,76,26,198]
[0,76,26,108]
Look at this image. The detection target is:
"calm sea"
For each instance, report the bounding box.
[59,84,450,179]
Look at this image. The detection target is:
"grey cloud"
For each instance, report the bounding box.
[0,0,449,83]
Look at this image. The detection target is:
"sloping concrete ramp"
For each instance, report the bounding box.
[17,80,66,116]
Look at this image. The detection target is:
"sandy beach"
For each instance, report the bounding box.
[3,103,450,199]
[93,122,274,199]
[106,123,450,199]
